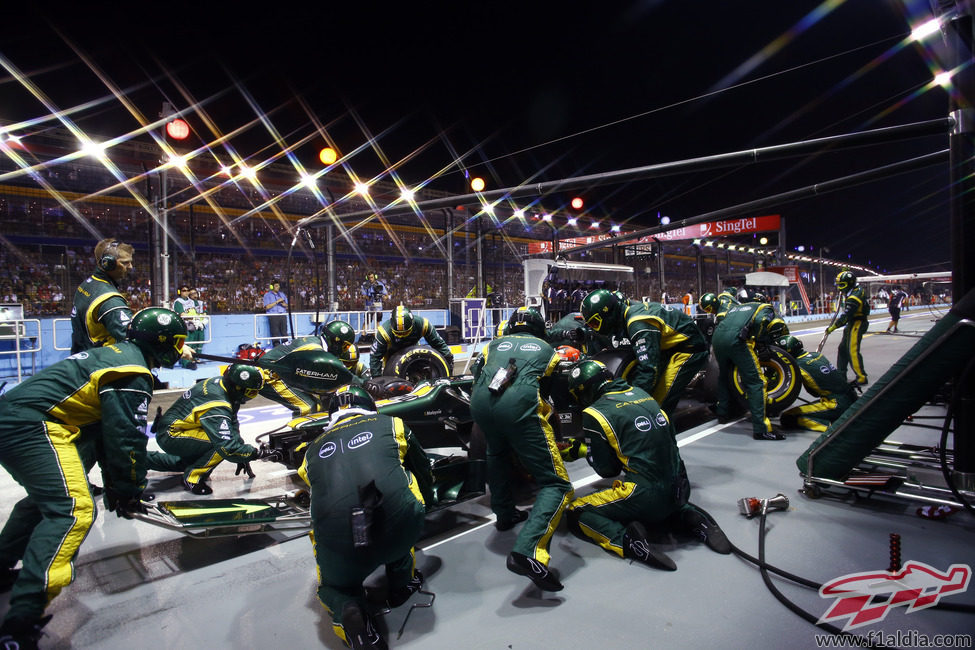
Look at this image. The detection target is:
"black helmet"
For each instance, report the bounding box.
[223,364,265,401]
[767,318,789,341]
[567,360,613,407]
[391,305,414,338]
[328,384,376,415]
[322,320,356,354]
[835,271,857,291]
[580,289,623,334]
[507,306,545,338]
[777,335,804,357]
[699,292,719,314]
[126,307,187,368]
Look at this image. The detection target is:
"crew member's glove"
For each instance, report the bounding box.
[444,354,455,371]
[737,325,750,343]
[104,488,148,519]
[825,324,837,334]
[363,379,383,398]
[235,462,256,478]
[254,444,282,463]
[568,327,586,343]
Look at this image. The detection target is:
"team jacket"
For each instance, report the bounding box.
[623,300,708,389]
[581,379,681,485]
[70,269,132,353]
[0,342,153,497]
[471,333,561,401]
[794,351,854,399]
[835,286,870,327]
[712,302,778,347]
[717,288,740,314]
[155,376,257,462]
[297,410,433,539]
[370,316,451,377]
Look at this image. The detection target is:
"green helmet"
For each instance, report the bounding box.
[390,305,414,338]
[567,360,613,407]
[337,343,359,370]
[767,318,789,340]
[126,307,188,368]
[777,335,803,357]
[835,271,857,291]
[507,306,545,338]
[322,320,356,354]
[580,289,623,334]
[223,364,265,401]
[699,292,719,314]
[328,384,376,415]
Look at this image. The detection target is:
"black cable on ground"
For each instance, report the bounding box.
[754,511,894,648]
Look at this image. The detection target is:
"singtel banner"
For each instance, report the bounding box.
[528,214,780,254]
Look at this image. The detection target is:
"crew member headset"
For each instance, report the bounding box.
[99,240,123,272]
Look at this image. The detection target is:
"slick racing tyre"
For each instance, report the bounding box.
[732,344,801,416]
[384,345,451,383]
[592,347,638,381]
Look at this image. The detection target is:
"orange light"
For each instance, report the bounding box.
[165,118,190,140]
[570,197,584,210]
[319,147,338,165]
[470,177,485,192]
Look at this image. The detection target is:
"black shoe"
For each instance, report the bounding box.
[183,479,213,495]
[340,601,387,650]
[506,552,564,591]
[386,570,424,608]
[0,566,19,593]
[0,614,52,650]
[753,429,785,441]
[680,505,732,555]
[623,522,677,571]
[495,508,529,531]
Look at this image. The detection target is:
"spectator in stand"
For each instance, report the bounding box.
[263,279,289,345]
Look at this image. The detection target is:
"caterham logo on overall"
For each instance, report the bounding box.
[348,432,373,449]
[296,368,338,380]
[319,441,337,459]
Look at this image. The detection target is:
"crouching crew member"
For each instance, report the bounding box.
[777,336,858,432]
[565,361,730,572]
[258,320,363,415]
[148,363,270,494]
[0,307,186,648]
[299,386,433,650]
[370,305,453,378]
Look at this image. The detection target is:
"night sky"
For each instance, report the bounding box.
[1,1,958,273]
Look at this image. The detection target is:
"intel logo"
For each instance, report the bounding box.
[319,441,337,459]
[519,343,541,352]
[348,432,373,449]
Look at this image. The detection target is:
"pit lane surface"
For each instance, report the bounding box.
[1,309,971,649]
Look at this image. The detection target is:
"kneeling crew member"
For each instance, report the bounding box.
[299,386,433,650]
[777,336,858,432]
[565,361,730,571]
[149,364,270,494]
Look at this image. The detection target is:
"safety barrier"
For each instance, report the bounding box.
[0,319,42,382]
